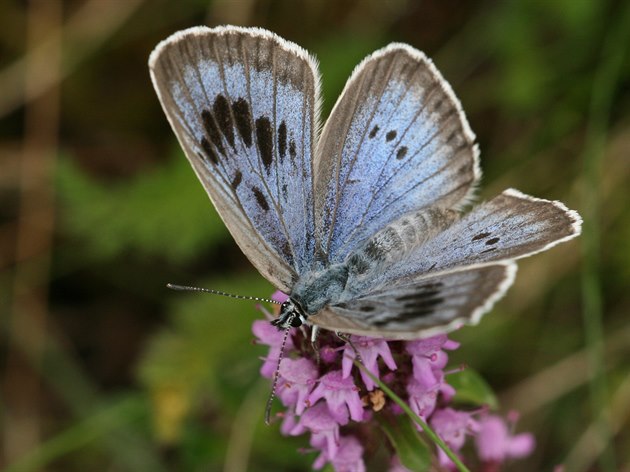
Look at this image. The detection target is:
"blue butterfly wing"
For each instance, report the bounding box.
[313,44,479,267]
[311,188,579,336]
[313,263,516,339]
[150,26,320,291]
[346,189,581,295]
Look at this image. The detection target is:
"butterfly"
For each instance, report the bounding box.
[149,26,581,340]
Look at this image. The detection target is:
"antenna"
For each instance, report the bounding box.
[265,326,291,425]
[166,283,281,305]
[167,282,290,424]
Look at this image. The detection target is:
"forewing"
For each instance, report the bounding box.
[358,188,581,291]
[149,26,320,291]
[313,43,479,266]
[311,264,516,340]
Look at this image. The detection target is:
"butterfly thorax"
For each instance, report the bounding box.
[271,264,350,328]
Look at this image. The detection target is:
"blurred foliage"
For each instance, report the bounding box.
[57,148,227,263]
[2,0,630,471]
[449,369,499,410]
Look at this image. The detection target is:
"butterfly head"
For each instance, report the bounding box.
[272,298,308,329]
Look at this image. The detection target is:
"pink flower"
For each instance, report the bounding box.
[277,358,318,414]
[407,335,459,389]
[407,376,440,420]
[252,306,535,471]
[320,344,339,363]
[475,414,535,463]
[291,403,340,459]
[251,319,295,378]
[430,408,479,469]
[279,407,299,435]
[342,336,397,390]
[271,290,290,303]
[308,370,364,424]
[407,364,455,421]
[315,435,365,472]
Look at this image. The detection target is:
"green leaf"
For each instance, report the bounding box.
[449,369,498,409]
[378,413,432,471]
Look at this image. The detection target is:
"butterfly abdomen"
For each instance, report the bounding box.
[293,208,460,314]
[345,208,458,281]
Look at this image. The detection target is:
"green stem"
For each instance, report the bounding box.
[353,359,471,472]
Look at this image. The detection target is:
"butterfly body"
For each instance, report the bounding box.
[291,264,349,314]
[150,26,581,339]
[275,205,460,327]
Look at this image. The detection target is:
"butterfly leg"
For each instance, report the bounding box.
[336,332,364,366]
[309,325,321,365]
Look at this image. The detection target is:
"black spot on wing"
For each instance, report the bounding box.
[372,308,435,327]
[231,171,242,190]
[289,139,297,161]
[278,121,287,161]
[433,97,445,113]
[420,282,443,290]
[403,290,442,311]
[232,98,253,147]
[403,309,435,318]
[199,139,218,165]
[255,117,273,171]
[252,186,269,211]
[213,95,235,149]
[367,283,447,327]
[472,232,491,241]
[402,296,444,311]
[386,130,397,141]
[486,237,500,245]
[372,305,442,326]
[396,146,408,160]
[201,109,225,156]
[369,125,379,138]
[445,130,457,145]
[281,240,293,263]
[396,289,441,302]
[395,282,443,302]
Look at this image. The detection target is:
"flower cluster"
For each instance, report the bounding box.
[253,292,534,471]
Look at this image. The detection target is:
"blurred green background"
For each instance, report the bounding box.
[1,0,629,471]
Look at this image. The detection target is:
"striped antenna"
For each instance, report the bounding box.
[265,326,291,425]
[166,283,281,305]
